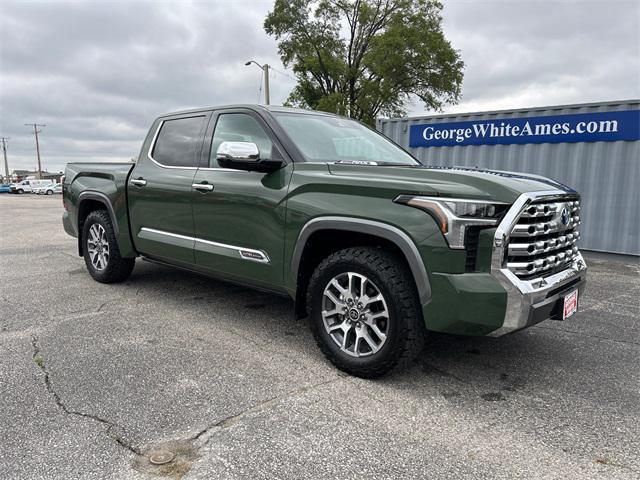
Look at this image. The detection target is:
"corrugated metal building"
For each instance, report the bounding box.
[377,100,640,255]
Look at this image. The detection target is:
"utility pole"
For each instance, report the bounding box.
[263,64,270,106]
[24,123,46,179]
[1,137,9,183]
[245,60,270,105]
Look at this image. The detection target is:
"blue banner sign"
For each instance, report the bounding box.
[409,110,640,148]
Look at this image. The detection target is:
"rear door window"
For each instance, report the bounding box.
[152,116,206,168]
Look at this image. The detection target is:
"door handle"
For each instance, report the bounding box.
[192,183,214,192]
[130,178,147,187]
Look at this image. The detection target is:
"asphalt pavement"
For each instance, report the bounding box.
[1,194,638,479]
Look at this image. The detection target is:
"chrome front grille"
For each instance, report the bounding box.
[506,197,581,279]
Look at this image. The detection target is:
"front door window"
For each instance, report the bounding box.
[209,114,275,168]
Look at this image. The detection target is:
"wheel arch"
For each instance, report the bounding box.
[77,192,119,256]
[291,217,432,318]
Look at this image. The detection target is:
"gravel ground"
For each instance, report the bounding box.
[1,194,638,480]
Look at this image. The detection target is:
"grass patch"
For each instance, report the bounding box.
[33,355,44,368]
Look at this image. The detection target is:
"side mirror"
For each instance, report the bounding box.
[216,141,283,173]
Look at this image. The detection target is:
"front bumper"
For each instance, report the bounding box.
[422,258,586,337]
[488,254,587,336]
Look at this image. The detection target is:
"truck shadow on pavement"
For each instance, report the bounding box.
[124,260,609,399]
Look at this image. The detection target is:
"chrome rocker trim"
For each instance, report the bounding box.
[138,227,270,263]
[489,190,587,336]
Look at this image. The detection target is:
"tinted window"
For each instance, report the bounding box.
[152,116,205,167]
[209,114,274,168]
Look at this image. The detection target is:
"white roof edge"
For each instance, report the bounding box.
[377,99,640,123]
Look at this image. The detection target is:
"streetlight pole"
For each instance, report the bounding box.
[263,64,270,106]
[1,137,9,183]
[245,60,270,105]
[25,123,46,179]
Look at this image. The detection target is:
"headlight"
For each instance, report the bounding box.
[394,195,509,249]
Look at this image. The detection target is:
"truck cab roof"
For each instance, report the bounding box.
[158,104,338,119]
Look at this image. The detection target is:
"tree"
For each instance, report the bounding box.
[264,0,464,126]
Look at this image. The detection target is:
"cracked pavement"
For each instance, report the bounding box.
[1,194,639,479]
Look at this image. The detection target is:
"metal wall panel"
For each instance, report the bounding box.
[377,100,640,255]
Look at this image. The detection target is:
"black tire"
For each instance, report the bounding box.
[82,210,135,283]
[17,189,24,194]
[307,247,425,378]
[46,190,53,195]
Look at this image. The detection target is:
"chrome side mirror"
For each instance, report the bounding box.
[215,141,283,173]
[216,141,260,162]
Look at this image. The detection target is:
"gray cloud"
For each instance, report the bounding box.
[1,0,638,173]
[436,0,640,112]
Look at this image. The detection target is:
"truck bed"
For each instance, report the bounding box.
[63,161,137,257]
[65,162,135,184]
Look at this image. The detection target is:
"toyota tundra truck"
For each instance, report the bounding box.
[62,105,587,377]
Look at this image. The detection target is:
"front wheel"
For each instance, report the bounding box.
[307,247,425,378]
[46,190,53,195]
[17,189,24,194]
[82,210,135,283]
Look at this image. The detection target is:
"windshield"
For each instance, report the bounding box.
[273,113,420,166]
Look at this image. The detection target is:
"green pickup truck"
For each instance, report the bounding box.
[63,105,587,377]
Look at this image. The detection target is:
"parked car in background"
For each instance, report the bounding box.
[0,184,10,193]
[10,180,33,194]
[35,183,60,195]
[10,179,51,194]
[47,184,62,195]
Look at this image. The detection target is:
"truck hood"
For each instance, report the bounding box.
[327,163,575,204]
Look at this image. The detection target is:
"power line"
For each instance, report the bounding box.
[270,67,296,82]
[24,123,46,179]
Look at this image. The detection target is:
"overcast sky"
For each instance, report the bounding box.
[0,0,638,173]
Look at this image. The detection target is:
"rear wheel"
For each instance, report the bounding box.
[82,210,135,283]
[307,247,424,378]
[46,190,53,195]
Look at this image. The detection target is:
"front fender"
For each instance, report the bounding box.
[290,216,432,306]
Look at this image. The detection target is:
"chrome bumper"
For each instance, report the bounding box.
[489,254,587,336]
[489,190,588,336]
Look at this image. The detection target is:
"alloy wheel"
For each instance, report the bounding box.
[87,223,110,271]
[321,272,389,357]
